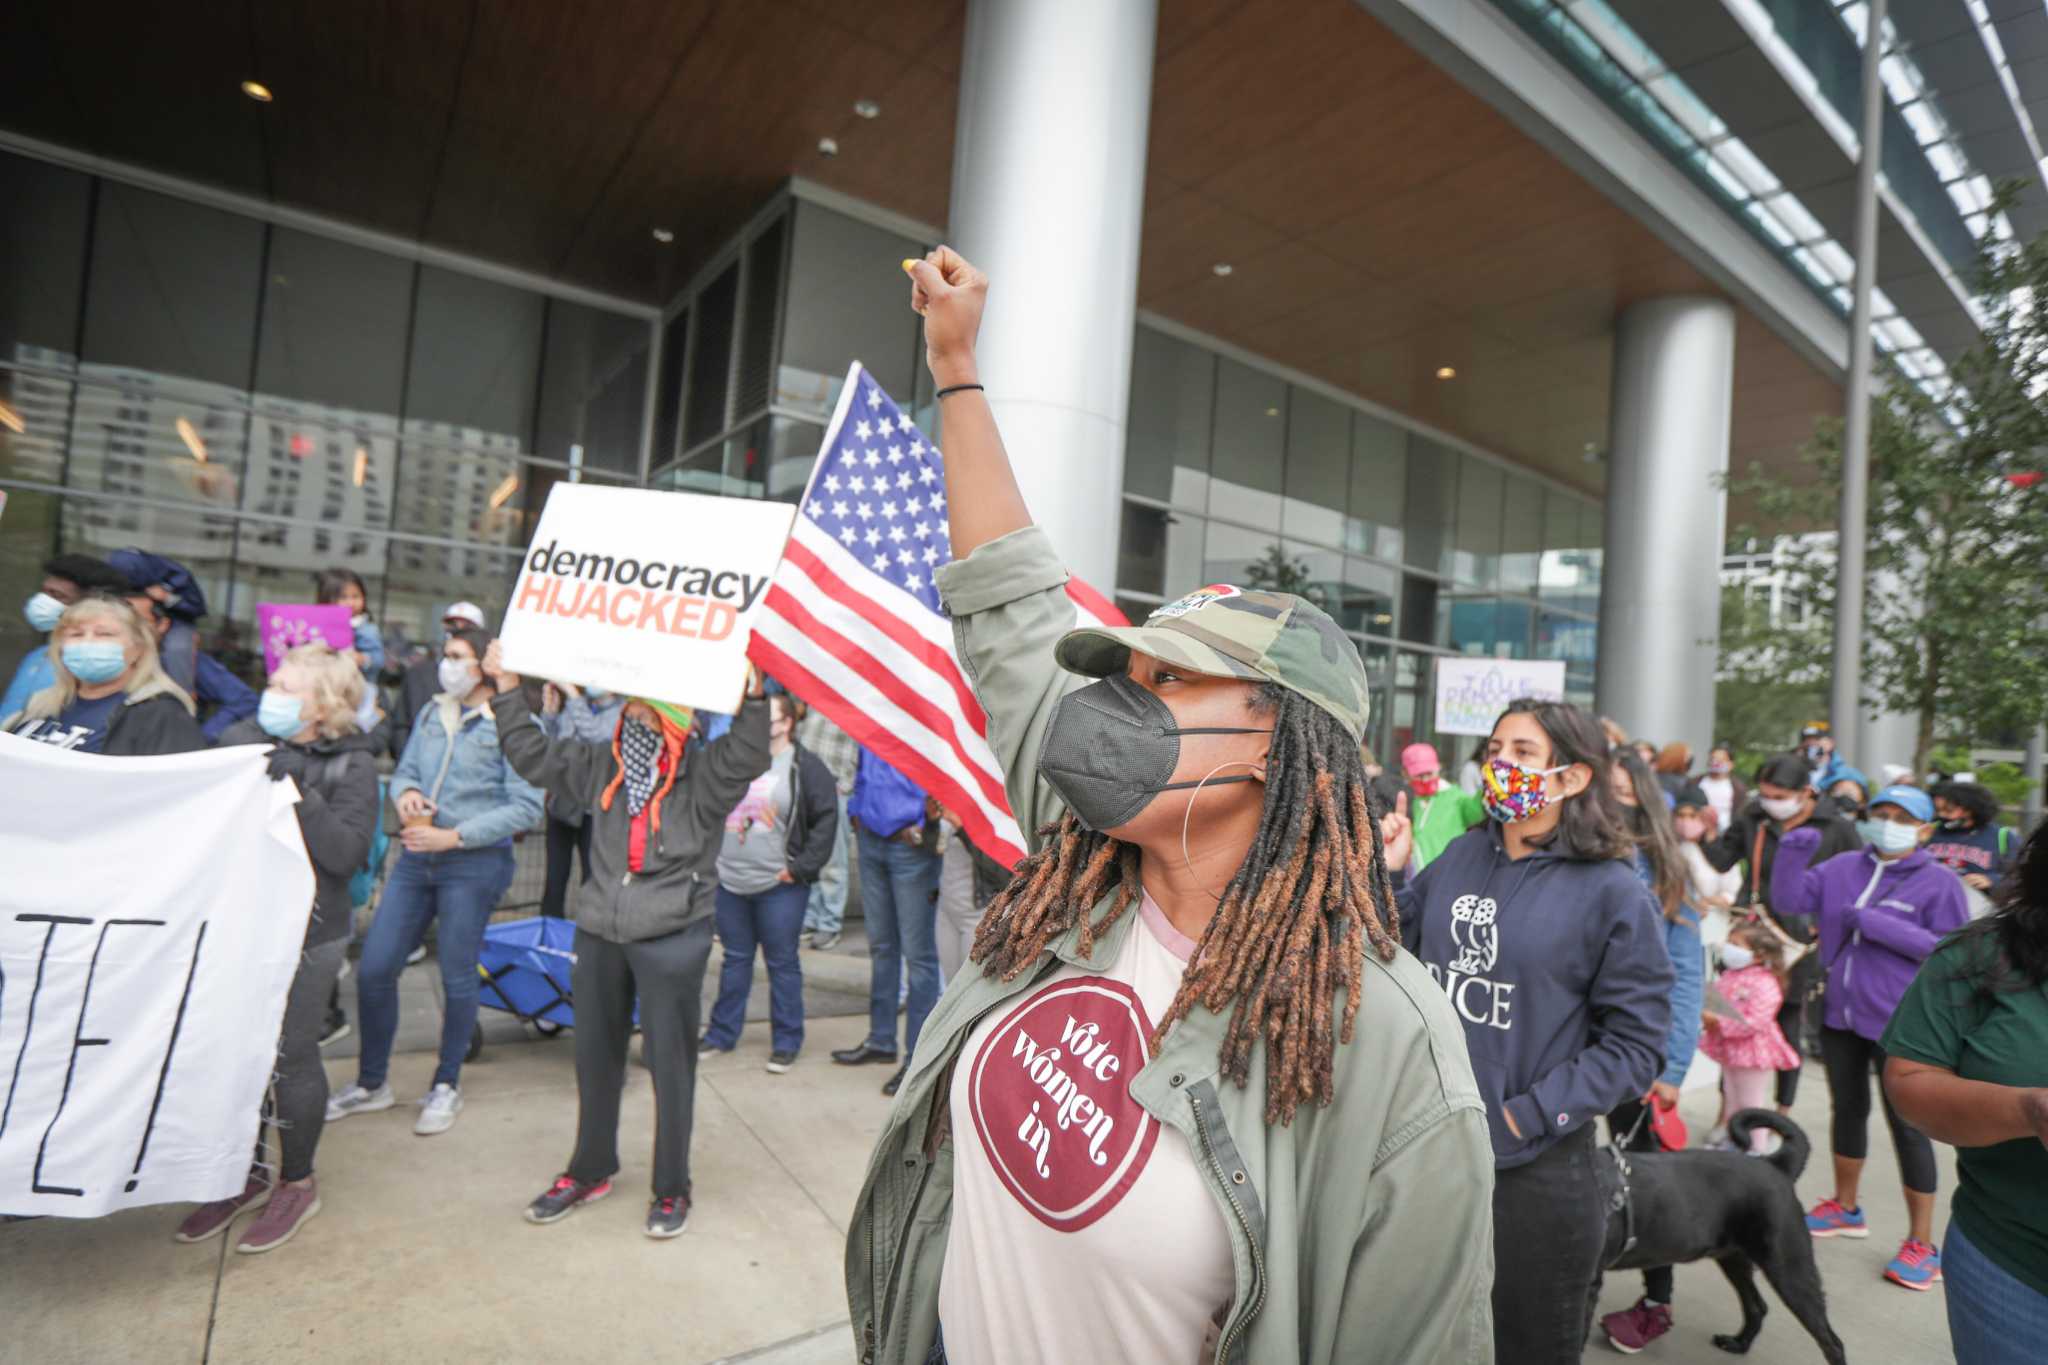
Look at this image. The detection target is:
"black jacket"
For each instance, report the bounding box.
[390,655,440,759]
[1702,792,1863,939]
[219,720,381,945]
[782,743,842,884]
[103,691,208,756]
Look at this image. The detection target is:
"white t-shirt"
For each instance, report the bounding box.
[937,893,1234,1364]
[1698,774,1735,829]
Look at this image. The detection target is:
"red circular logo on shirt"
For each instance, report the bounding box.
[966,977,1162,1232]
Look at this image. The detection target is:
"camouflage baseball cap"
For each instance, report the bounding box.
[1055,584,1370,741]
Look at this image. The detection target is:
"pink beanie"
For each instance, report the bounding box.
[1400,742,1440,776]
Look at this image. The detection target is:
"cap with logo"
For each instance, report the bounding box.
[443,601,487,629]
[1054,583,1370,742]
[1400,742,1440,777]
[1799,721,1830,741]
[1868,783,1934,823]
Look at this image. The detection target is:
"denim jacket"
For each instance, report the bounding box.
[392,694,543,849]
[845,527,1494,1365]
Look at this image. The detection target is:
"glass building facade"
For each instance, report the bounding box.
[1,152,1599,760]
[0,147,652,683]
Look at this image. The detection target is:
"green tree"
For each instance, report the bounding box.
[1244,542,1314,597]
[1713,583,1827,774]
[1725,205,2048,774]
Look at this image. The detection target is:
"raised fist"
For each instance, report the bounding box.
[905,247,988,389]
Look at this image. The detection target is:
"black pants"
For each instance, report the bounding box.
[1819,1025,1938,1194]
[567,914,713,1200]
[541,815,594,918]
[1606,1099,1674,1304]
[1774,991,1806,1106]
[1493,1124,1608,1363]
[271,938,347,1183]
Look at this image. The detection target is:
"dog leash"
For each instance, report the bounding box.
[1604,1104,1653,1261]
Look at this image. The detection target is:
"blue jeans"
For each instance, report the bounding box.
[805,793,851,934]
[706,881,810,1054]
[355,845,514,1090]
[857,827,941,1058]
[1947,1217,2048,1365]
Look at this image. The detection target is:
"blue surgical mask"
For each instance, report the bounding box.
[1857,818,1920,856]
[1719,944,1755,972]
[258,690,306,739]
[61,640,128,684]
[24,592,65,633]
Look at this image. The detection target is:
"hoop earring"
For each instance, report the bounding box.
[1180,759,1268,903]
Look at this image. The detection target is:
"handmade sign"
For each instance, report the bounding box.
[1433,657,1568,736]
[498,483,796,712]
[0,737,313,1218]
[255,603,355,674]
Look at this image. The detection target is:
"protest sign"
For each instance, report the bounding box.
[498,483,796,713]
[1434,656,1568,736]
[256,602,355,674]
[0,737,313,1218]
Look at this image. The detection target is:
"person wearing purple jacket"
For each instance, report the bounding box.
[1771,782,1970,1293]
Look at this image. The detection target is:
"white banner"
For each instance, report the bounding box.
[0,737,313,1218]
[1433,657,1569,736]
[497,483,797,713]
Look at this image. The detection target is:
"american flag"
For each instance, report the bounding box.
[746,362,1124,869]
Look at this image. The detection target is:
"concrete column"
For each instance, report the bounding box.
[1595,297,1738,761]
[946,0,1157,591]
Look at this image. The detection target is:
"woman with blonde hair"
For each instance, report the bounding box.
[175,643,381,1252]
[2,594,203,754]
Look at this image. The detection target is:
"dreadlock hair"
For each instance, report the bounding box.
[968,682,1401,1126]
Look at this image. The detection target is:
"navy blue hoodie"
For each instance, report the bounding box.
[1397,821,1673,1168]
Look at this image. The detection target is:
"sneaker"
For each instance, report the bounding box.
[645,1195,690,1239]
[324,1082,394,1122]
[1704,1124,1732,1151]
[1805,1199,1869,1239]
[172,1172,270,1243]
[524,1174,612,1225]
[698,1032,733,1059]
[319,1010,351,1048]
[766,1050,797,1075]
[1884,1238,1942,1290]
[234,1179,320,1253]
[882,1063,908,1097]
[1599,1298,1673,1354]
[413,1083,463,1136]
[810,931,841,951]
[405,943,427,966]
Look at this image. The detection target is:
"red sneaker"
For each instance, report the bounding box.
[172,1171,270,1243]
[1599,1298,1674,1354]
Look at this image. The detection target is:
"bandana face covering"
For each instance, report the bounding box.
[1037,673,1270,832]
[1480,756,1568,824]
[619,717,662,816]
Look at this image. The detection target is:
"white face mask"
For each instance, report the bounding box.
[1720,944,1755,971]
[1759,794,1804,822]
[1858,818,1920,856]
[439,657,479,696]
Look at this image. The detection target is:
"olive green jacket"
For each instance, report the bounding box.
[843,527,1495,1365]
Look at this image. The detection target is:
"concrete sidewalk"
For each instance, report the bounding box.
[5,961,1960,1364]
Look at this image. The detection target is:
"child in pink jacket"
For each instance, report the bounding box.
[1699,919,1802,1152]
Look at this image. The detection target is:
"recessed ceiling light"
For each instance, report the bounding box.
[651,227,675,244]
[1264,406,1280,417]
[1212,262,1234,277]
[817,136,840,158]
[240,80,273,103]
[853,99,881,120]
[1435,366,1456,380]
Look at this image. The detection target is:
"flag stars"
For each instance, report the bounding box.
[863,526,881,547]
[877,414,896,435]
[914,521,934,540]
[886,444,904,465]
[872,553,891,572]
[806,498,824,518]
[865,387,882,410]
[905,572,923,590]
[880,500,898,520]
[823,473,841,494]
[905,495,924,516]
[921,545,940,565]
[838,526,856,546]
[888,523,907,544]
[831,499,850,519]
[917,465,938,486]
[930,489,946,511]
[896,549,915,567]
[854,420,873,441]
[863,448,882,469]
[848,474,867,494]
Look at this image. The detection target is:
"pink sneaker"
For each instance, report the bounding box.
[172,1171,270,1243]
[235,1178,321,1254]
[1599,1298,1673,1354]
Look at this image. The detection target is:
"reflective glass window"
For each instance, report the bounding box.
[1349,414,1404,560]
[732,217,786,417]
[60,494,236,619]
[0,152,91,370]
[1499,474,1545,596]
[382,540,525,646]
[0,370,72,484]
[1399,573,1442,647]
[1452,458,1502,587]
[256,228,411,417]
[684,264,736,449]
[83,183,262,390]
[1203,521,1277,588]
[652,307,687,468]
[404,266,543,451]
[1208,359,1284,530]
[1281,388,1349,548]
[778,201,922,420]
[1124,325,1213,509]
[1402,435,1455,575]
[1118,502,1205,599]
[391,444,539,547]
[537,301,648,476]
[0,487,62,674]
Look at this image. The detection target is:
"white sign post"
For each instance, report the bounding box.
[497,483,797,713]
[1434,657,1569,736]
[0,738,314,1218]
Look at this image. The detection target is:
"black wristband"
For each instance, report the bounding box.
[935,383,984,400]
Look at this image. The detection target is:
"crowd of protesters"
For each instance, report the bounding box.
[7,247,2045,1364]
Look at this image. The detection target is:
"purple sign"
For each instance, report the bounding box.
[256,603,356,675]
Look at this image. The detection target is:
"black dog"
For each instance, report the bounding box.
[1600,1110,1846,1363]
